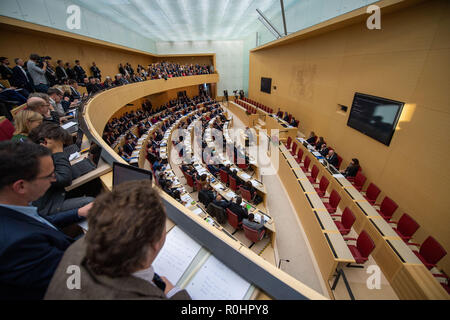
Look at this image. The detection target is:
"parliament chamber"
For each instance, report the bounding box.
[0,0,448,303]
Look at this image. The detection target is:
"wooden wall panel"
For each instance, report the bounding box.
[248,0,450,274]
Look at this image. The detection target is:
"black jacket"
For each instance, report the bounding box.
[228,202,248,222]
[32,152,72,216]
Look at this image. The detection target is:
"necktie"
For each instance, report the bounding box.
[152,272,166,292]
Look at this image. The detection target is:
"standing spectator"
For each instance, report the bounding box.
[73,60,86,83]
[11,58,33,96]
[0,57,13,81]
[27,54,49,93]
[55,60,68,84]
[44,57,57,87]
[90,62,101,81]
[64,62,76,81]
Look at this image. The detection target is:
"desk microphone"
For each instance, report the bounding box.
[278,259,290,269]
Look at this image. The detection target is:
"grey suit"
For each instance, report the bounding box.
[45,238,191,300]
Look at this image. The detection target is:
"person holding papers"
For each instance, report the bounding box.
[243,213,265,232]
[341,158,360,178]
[45,180,191,300]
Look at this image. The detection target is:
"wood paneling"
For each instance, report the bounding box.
[248,0,450,275]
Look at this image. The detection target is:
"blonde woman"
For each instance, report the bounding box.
[11,109,43,142]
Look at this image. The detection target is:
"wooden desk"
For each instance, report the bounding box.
[315,210,340,233]
[65,160,112,192]
[368,217,402,239]
[324,232,355,263]
[386,239,423,265]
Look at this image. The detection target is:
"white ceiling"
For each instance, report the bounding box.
[72,0,298,42]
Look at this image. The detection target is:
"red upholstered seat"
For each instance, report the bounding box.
[323,190,341,213]
[296,148,304,164]
[0,118,15,141]
[345,231,375,264]
[364,183,380,204]
[410,236,447,270]
[308,165,319,184]
[285,136,292,149]
[376,196,398,221]
[301,156,311,173]
[315,176,329,198]
[391,213,420,242]
[290,142,297,156]
[350,171,366,191]
[226,208,242,233]
[332,208,356,235]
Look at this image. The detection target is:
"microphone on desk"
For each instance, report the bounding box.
[278,259,290,269]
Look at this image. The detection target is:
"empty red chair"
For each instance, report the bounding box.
[350,171,366,191]
[376,196,398,221]
[363,183,380,204]
[315,176,329,197]
[0,118,15,141]
[239,186,253,202]
[184,173,195,190]
[243,224,265,248]
[308,165,319,184]
[229,175,238,191]
[323,190,341,213]
[269,108,273,114]
[409,236,447,270]
[290,142,297,156]
[390,213,420,242]
[331,207,356,235]
[219,169,229,184]
[237,161,249,170]
[344,230,375,266]
[337,155,343,170]
[295,148,304,164]
[285,136,292,149]
[226,208,242,234]
[301,156,311,173]
[288,114,292,123]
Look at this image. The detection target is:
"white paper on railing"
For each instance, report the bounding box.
[61,121,77,129]
[333,174,345,178]
[185,255,251,300]
[240,173,251,180]
[312,152,321,157]
[153,226,202,285]
[226,191,236,199]
[192,207,203,215]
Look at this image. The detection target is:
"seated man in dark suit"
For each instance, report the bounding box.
[228,196,248,222]
[0,141,92,300]
[212,194,230,209]
[45,180,191,300]
[341,158,360,178]
[325,150,339,167]
[318,144,329,157]
[243,213,265,232]
[306,131,317,144]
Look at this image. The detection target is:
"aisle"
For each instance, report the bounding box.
[223,103,327,296]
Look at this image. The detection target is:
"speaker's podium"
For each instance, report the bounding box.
[100,168,326,300]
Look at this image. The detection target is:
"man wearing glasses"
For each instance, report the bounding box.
[0,141,92,300]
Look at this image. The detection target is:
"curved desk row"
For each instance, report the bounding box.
[82,78,325,299]
[293,138,448,300]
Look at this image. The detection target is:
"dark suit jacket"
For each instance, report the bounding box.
[0,205,82,300]
[11,66,33,91]
[327,154,339,167]
[213,199,230,209]
[44,238,191,300]
[0,64,13,80]
[55,66,68,82]
[228,202,248,222]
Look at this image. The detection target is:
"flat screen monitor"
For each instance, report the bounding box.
[113,162,153,187]
[347,92,404,146]
[261,77,272,94]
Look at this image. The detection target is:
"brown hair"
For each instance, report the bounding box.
[85,180,166,277]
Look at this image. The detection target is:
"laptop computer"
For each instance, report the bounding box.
[112,161,153,187]
[71,140,102,179]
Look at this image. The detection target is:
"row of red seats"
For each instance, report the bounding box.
[240,97,273,114]
[284,136,448,292]
[236,100,257,114]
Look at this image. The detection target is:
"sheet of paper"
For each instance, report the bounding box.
[333,174,345,178]
[61,121,77,129]
[240,173,251,180]
[185,255,251,300]
[153,226,202,285]
[192,207,203,215]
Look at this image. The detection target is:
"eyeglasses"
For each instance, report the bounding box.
[35,171,56,180]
